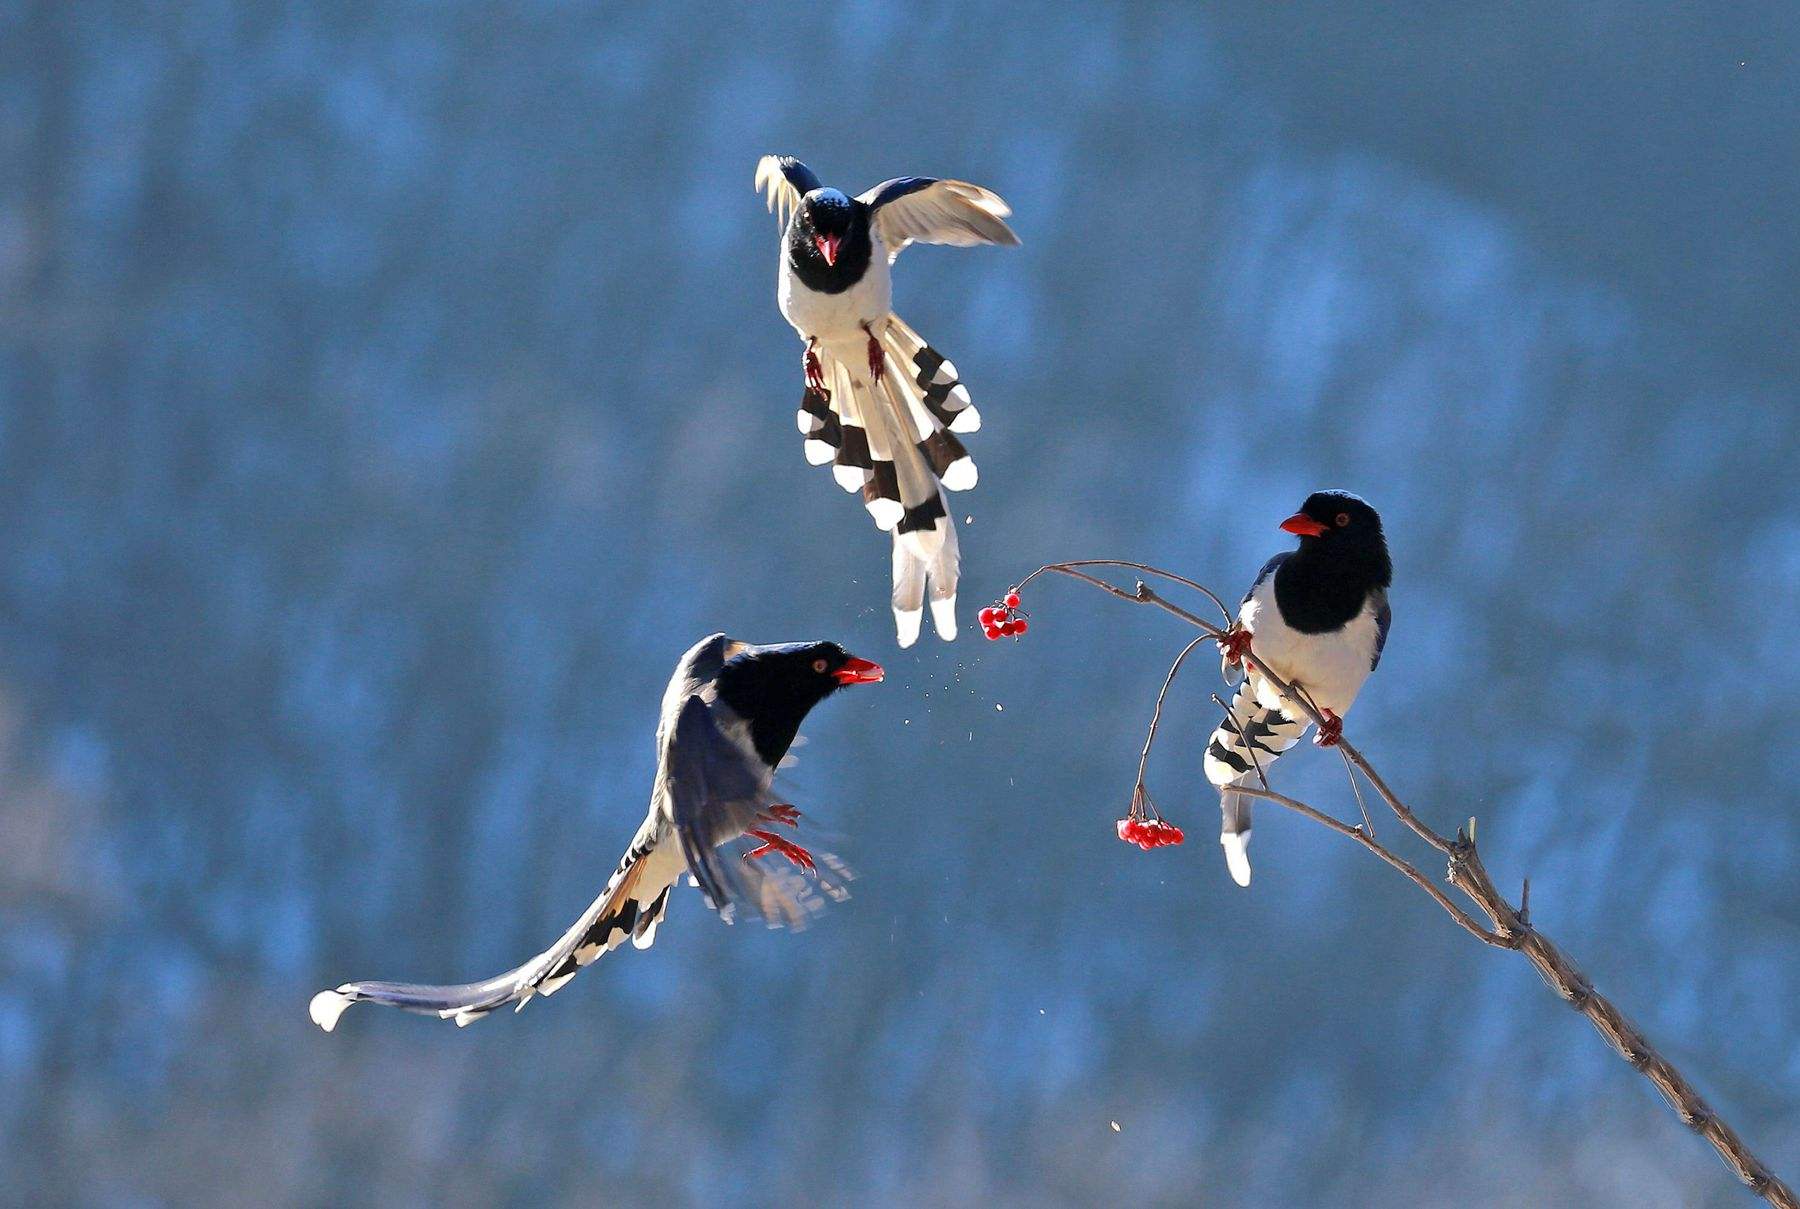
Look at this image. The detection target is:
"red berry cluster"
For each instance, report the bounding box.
[980,591,1029,640]
[1116,817,1185,850]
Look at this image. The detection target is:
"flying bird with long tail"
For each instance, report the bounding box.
[309,633,882,1030]
[755,154,1019,647]
[1203,491,1393,887]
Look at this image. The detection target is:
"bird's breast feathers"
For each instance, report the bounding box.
[779,244,892,342]
[1239,581,1382,718]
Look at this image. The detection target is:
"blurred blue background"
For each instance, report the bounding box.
[3,3,1797,1205]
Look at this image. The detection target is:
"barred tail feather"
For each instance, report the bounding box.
[797,314,978,645]
[310,846,677,1031]
[1204,679,1309,887]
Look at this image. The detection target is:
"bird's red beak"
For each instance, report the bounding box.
[1280,512,1329,537]
[814,233,840,266]
[832,656,884,685]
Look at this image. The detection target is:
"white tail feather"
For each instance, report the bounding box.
[309,989,353,1032]
[1221,830,1253,887]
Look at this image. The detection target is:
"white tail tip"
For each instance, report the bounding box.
[894,607,923,648]
[309,989,353,1032]
[949,405,981,434]
[832,465,864,492]
[868,498,904,531]
[929,597,958,641]
[1221,831,1253,888]
[940,458,978,492]
[803,439,835,466]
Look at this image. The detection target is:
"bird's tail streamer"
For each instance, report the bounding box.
[309,852,674,1031]
[1203,677,1310,887]
[797,314,980,646]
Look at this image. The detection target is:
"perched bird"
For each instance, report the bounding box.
[1202,492,1392,887]
[755,155,1019,647]
[309,633,883,1031]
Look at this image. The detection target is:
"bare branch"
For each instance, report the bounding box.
[1133,635,1212,788]
[1224,785,1507,946]
[1019,559,1798,1208]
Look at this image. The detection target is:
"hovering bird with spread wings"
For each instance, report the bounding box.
[309,633,882,1030]
[1203,492,1393,887]
[755,155,1019,647]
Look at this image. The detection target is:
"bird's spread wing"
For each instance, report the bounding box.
[1371,588,1392,671]
[858,178,1019,262]
[666,695,846,929]
[755,155,821,230]
[308,812,676,1031]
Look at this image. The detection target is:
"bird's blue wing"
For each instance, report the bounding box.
[754,155,823,228]
[666,696,843,929]
[1371,590,1392,671]
[861,176,937,211]
[1243,552,1288,606]
[856,177,1019,261]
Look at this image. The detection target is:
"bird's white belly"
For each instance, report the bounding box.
[778,252,892,347]
[1240,594,1379,719]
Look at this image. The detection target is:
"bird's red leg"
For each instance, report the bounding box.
[758,804,802,827]
[863,323,885,382]
[743,828,816,873]
[1314,708,1343,747]
[804,339,828,396]
[1219,625,1255,668]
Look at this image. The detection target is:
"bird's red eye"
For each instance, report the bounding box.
[812,658,829,674]
[1336,512,1351,527]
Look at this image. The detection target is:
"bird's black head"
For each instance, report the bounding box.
[790,188,872,292]
[715,640,883,767]
[1279,490,1392,582]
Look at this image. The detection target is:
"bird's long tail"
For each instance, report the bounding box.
[309,844,675,1031]
[798,314,979,646]
[1202,677,1309,887]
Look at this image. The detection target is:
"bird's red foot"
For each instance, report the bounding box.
[1220,626,1255,667]
[1314,709,1343,747]
[804,344,828,396]
[864,326,885,381]
[744,828,816,873]
[758,804,802,827]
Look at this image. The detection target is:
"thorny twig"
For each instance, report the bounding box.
[1020,559,1798,1209]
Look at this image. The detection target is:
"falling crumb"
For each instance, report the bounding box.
[1110,1121,1121,1133]
[1038,1008,1045,1015]
[995,703,1004,712]
[964,515,973,524]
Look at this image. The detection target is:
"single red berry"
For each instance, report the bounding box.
[978,607,995,625]
[1116,818,1135,843]
[1005,592,1022,609]
[984,625,1003,641]
[1013,618,1029,635]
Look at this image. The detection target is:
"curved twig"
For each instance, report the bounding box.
[1017,559,1234,623]
[1133,635,1212,788]
[1225,785,1506,947]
